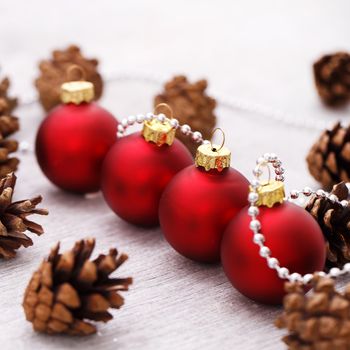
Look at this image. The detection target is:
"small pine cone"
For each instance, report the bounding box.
[0,77,18,115]
[306,122,350,189]
[35,45,103,112]
[276,277,350,350]
[305,181,350,269]
[313,52,350,106]
[154,75,217,156]
[23,238,132,336]
[0,173,48,259]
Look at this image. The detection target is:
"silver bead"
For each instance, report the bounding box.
[259,246,271,258]
[117,125,125,133]
[341,200,349,208]
[253,233,265,244]
[290,190,299,199]
[202,140,210,145]
[302,187,312,196]
[121,118,128,127]
[117,132,124,138]
[275,175,284,182]
[250,179,261,189]
[256,156,266,165]
[127,115,136,125]
[344,263,350,272]
[248,192,259,203]
[192,131,202,142]
[170,118,179,129]
[19,141,31,153]
[136,114,145,123]
[330,267,341,277]
[145,112,153,121]
[273,160,282,168]
[275,167,285,175]
[181,124,191,135]
[269,153,278,161]
[316,189,326,198]
[267,257,279,269]
[253,168,263,177]
[157,113,166,122]
[248,206,259,217]
[303,274,314,284]
[249,219,261,231]
[328,194,338,203]
[289,272,302,283]
[317,271,327,277]
[278,267,289,279]
[263,153,271,161]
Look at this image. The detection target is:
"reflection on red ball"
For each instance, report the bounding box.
[159,166,249,263]
[221,202,326,305]
[35,102,118,194]
[101,133,193,227]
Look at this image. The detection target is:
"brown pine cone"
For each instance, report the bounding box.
[313,52,350,106]
[305,182,350,269]
[0,77,18,115]
[276,277,350,350]
[154,75,217,155]
[35,45,103,111]
[23,238,132,336]
[0,173,48,259]
[306,122,350,189]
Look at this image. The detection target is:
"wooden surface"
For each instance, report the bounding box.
[1,1,350,349]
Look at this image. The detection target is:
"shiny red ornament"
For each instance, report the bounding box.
[159,166,249,263]
[101,133,193,227]
[36,102,118,193]
[221,202,326,305]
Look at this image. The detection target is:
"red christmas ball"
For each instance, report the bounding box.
[159,164,249,263]
[221,201,326,305]
[101,133,193,227]
[36,102,118,193]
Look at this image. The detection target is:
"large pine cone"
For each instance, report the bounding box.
[23,238,132,335]
[0,77,18,115]
[0,173,48,259]
[306,122,350,189]
[276,277,350,350]
[314,52,350,106]
[305,182,350,269]
[154,75,217,156]
[35,45,103,111]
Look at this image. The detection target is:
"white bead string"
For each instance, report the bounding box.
[248,153,350,285]
[116,111,211,146]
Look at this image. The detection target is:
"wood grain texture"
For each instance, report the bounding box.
[0,1,350,349]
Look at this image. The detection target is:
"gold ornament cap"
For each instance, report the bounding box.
[255,180,285,208]
[60,81,95,104]
[142,118,175,146]
[195,143,231,172]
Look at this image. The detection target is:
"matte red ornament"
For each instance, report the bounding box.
[101,133,193,227]
[36,99,118,193]
[221,202,326,305]
[159,143,249,263]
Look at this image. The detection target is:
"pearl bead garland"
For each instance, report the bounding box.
[116,112,209,145]
[248,153,350,285]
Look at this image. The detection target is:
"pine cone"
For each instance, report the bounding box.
[154,75,217,155]
[306,122,350,189]
[275,277,350,350]
[0,173,48,259]
[305,182,350,269]
[35,45,103,112]
[314,52,350,106]
[0,77,18,115]
[23,238,132,335]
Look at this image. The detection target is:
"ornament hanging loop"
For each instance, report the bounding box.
[209,127,225,152]
[66,64,87,81]
[153,103,174,119]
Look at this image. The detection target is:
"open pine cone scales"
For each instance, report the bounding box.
[23,238,132,335]
[276,277,350,350]
[0,77,18,115]
[306,122,350,189]
[0,173,47,259]
[305,182,350,269]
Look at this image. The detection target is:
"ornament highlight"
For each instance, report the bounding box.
[159,129,249,263]
[35,76,118,193]
[101,104,193,227]
[221,155,326,305]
